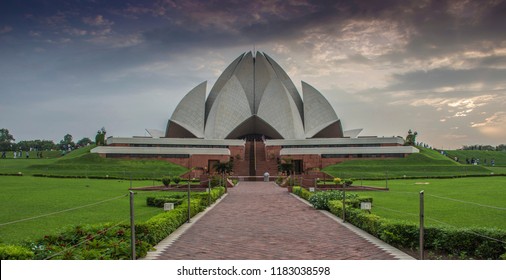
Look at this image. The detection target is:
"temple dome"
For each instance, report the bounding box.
[166,51,344,139]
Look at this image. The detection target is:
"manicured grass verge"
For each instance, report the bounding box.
[1,187,225,259]
[292,180,506,260]
[0,176,164,244]
[354,177,506,230]
[323,147,499,179]
[327,200,506,260]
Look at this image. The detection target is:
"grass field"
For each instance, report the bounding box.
[1,145,505,248]
[323,147,499,179]
[0,176,182,244]
[352,177,506,230]
[0,145,188,179]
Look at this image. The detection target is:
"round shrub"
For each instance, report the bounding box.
[308,191,358,210]
[161,176,171,187]
[172,176,181,185]
[0,244,34,260]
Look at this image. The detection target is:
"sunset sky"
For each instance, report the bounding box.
[1,0,505,149]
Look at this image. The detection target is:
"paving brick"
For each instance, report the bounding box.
[155,182,397,260]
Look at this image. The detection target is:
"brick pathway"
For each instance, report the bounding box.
[153,182,404,260]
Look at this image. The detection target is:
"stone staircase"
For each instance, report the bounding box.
[254,140,278,176]
[232,140,278,176]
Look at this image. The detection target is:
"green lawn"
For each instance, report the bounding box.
[0,176,174,244]
[0,146,191,245]
[352,177,506,230]
[0,145,188,179]
[323,147,497,179]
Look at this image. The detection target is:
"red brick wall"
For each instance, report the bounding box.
[229,146,245,161]
[265,146,281,161]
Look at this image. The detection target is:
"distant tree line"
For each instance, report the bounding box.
[461,144,506,151]
[0,128,101,152]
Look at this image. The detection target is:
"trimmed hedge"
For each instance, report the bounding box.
[32,174,159,180]
[137,187,225,245]
[2,187,226,260]
[28,223,147,260]
[135,200,202,245]
[146,195,185,207]
[0,244,34,260]
[0,173,23,176]
[328,200,506,259]
[308,190,359,210]
[292,186,313,200]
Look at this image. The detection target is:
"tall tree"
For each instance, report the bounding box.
[59,134,75,150]
[404,129,418,146]
[0,128,15,151]
[95,127,107,146]
[77,137,93,147]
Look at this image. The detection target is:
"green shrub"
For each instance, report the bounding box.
[275,176,284,185]
[343,179,353,186]
[146,196,184,208]
[292,186,313,200]
[210,175,222,187]
[136,187,225,246]
[28,223,151,260]
[0,244,34,260]
[327,199,506,259]
[308,191,358,210]
[346,196,373,208]
[172,176,181,185]
[0,187,227,260]
[192,187,226,207]
[161,176,171,187]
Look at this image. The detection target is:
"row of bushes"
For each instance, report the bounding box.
[327,200,506,259]
[292,187,506,259]
[0,173,23,176]
[307,190,361,210]
[146,196,184,208]
[0,187,226,260]
[32,174,152,180]
[342,173,506,181]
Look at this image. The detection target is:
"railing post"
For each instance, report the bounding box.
[419,190,425,260]
[342,185,346,223]
[129,191,136,260]
[187,180,191,223]
[385,171,389,189]
[208,179,211,205]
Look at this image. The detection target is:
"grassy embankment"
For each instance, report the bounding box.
[323,147,503,179]
[0,145,188,179]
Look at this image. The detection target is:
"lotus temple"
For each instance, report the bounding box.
[91,51,418,176]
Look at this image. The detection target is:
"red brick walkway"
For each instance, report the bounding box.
[154,182,398,260]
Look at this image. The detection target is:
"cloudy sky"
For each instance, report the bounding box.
[1,0,505,149]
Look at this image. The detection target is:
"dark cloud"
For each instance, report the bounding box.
[388,68,506,91]
[1,0,505,147]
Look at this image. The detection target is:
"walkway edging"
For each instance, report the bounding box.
[141,193,229,260]
[290,193,415,260]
